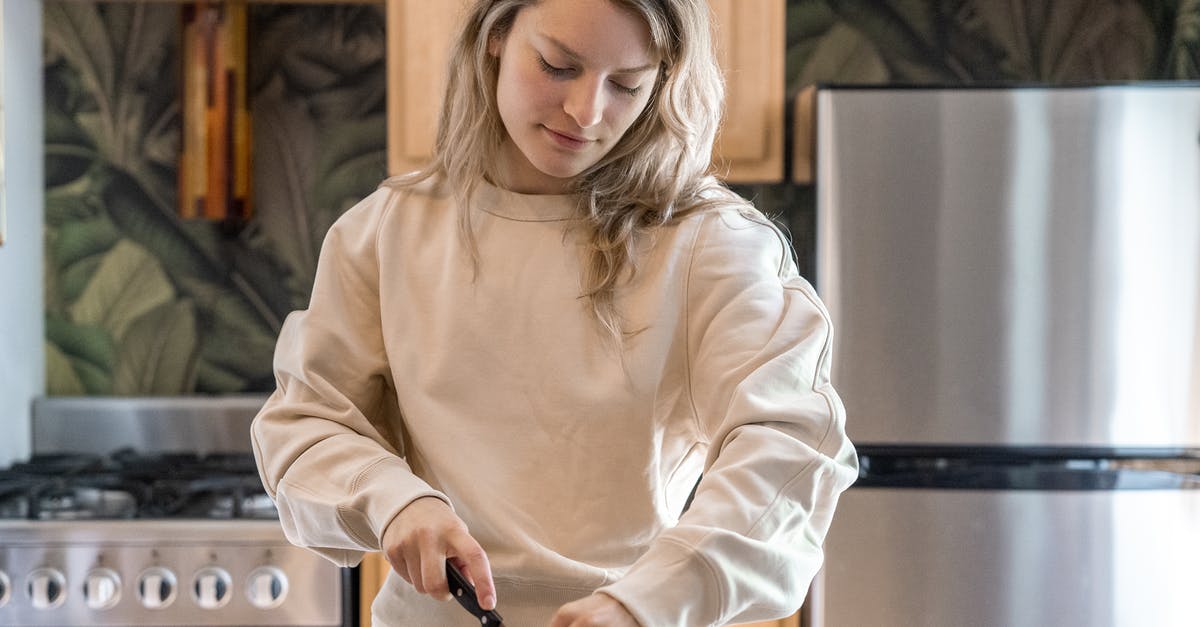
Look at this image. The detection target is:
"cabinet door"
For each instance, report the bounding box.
[358,552,388,625]
[709,0,785,182]
[386,0,785,182]
[386,0,468,176]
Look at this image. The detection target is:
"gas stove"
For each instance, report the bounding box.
[0,397,351,627]
[0,450,276,521]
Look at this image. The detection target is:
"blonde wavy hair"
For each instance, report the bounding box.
[392,0,756,341]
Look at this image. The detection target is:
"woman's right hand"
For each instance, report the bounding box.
[380,496,497,611]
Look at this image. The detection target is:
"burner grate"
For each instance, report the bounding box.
[0,451,274,521]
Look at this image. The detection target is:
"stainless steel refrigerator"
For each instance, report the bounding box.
[812,84,1200,627]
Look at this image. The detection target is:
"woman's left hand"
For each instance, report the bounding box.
[549,593,640,627]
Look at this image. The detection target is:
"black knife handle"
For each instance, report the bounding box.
[446,560,504,625]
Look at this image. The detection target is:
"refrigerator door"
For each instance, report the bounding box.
[819,487,1200,627]
[815,85,1200,448]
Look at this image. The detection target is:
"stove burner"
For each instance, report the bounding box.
[0,451,273,521]
[145,475,278,519]
[0,476,42,519]
[35,486,139,520]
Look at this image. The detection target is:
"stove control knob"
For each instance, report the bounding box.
[26,568,67,610]
[84,568,122,610]
[0,570,11,607]
[246,566,288,609]
[192,566,232,610]
[137,567,178,609]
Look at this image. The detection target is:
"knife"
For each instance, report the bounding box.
[446,560,504,625]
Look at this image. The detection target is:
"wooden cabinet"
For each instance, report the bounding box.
[791,85,818,184]
[358,552,389,624]
[386,0,786,182]
[385,0,469,176]
[708,0,786,182]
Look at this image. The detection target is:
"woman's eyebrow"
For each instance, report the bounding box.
[542,34,657,74]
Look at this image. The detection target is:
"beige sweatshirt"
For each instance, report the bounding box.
[251,178,858,626]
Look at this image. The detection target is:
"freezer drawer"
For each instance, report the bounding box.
[820,488,1200,627]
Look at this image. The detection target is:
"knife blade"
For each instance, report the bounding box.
[446,560,504,625]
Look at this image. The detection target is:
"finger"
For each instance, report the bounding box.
[406,555,426,595]
[449,539,496,610]
[549,602,584,627]
[420,548,451,600]
[548,607,571,627]
[384,550,411,586]
[399,541,430,595]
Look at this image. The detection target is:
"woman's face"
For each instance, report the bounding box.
[490,0,659,194]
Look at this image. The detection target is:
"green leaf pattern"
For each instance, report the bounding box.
[1171,0,1200,77]
[44,2,387,395]
[67,239,175,341]
[112,300,198,394]
[790,0,1198,86]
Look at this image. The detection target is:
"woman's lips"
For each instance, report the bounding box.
[543,126,591,150]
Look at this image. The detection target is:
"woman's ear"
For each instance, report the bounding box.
[487,32,504,58]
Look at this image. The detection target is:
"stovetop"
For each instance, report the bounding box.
[0,398,348,626]
[0,450,276,521]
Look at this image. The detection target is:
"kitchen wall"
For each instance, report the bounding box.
[39,0,1200,397]
[0,0,45,466]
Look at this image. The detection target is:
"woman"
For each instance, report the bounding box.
[251,0,858,625]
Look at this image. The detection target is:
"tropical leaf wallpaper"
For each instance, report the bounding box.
[785,0,1198,87]
[44,2,386,395]
[43,0,1199,395]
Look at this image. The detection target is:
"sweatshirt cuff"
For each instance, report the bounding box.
[353,455,452,548]
[597,537,723,627]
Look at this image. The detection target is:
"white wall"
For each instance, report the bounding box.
[0,0,43,466]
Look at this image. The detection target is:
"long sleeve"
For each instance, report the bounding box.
[251,187,448,567]
[599,210,858,626]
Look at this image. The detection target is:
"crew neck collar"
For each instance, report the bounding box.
[472,180,581,222]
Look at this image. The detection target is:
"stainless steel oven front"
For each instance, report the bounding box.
[0,396,353,627]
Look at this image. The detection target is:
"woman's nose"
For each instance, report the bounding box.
[563,80,604,129]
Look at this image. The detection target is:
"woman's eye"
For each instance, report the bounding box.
[537,55,573,78]
[536,53,641,97]
[611,81,641,97]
